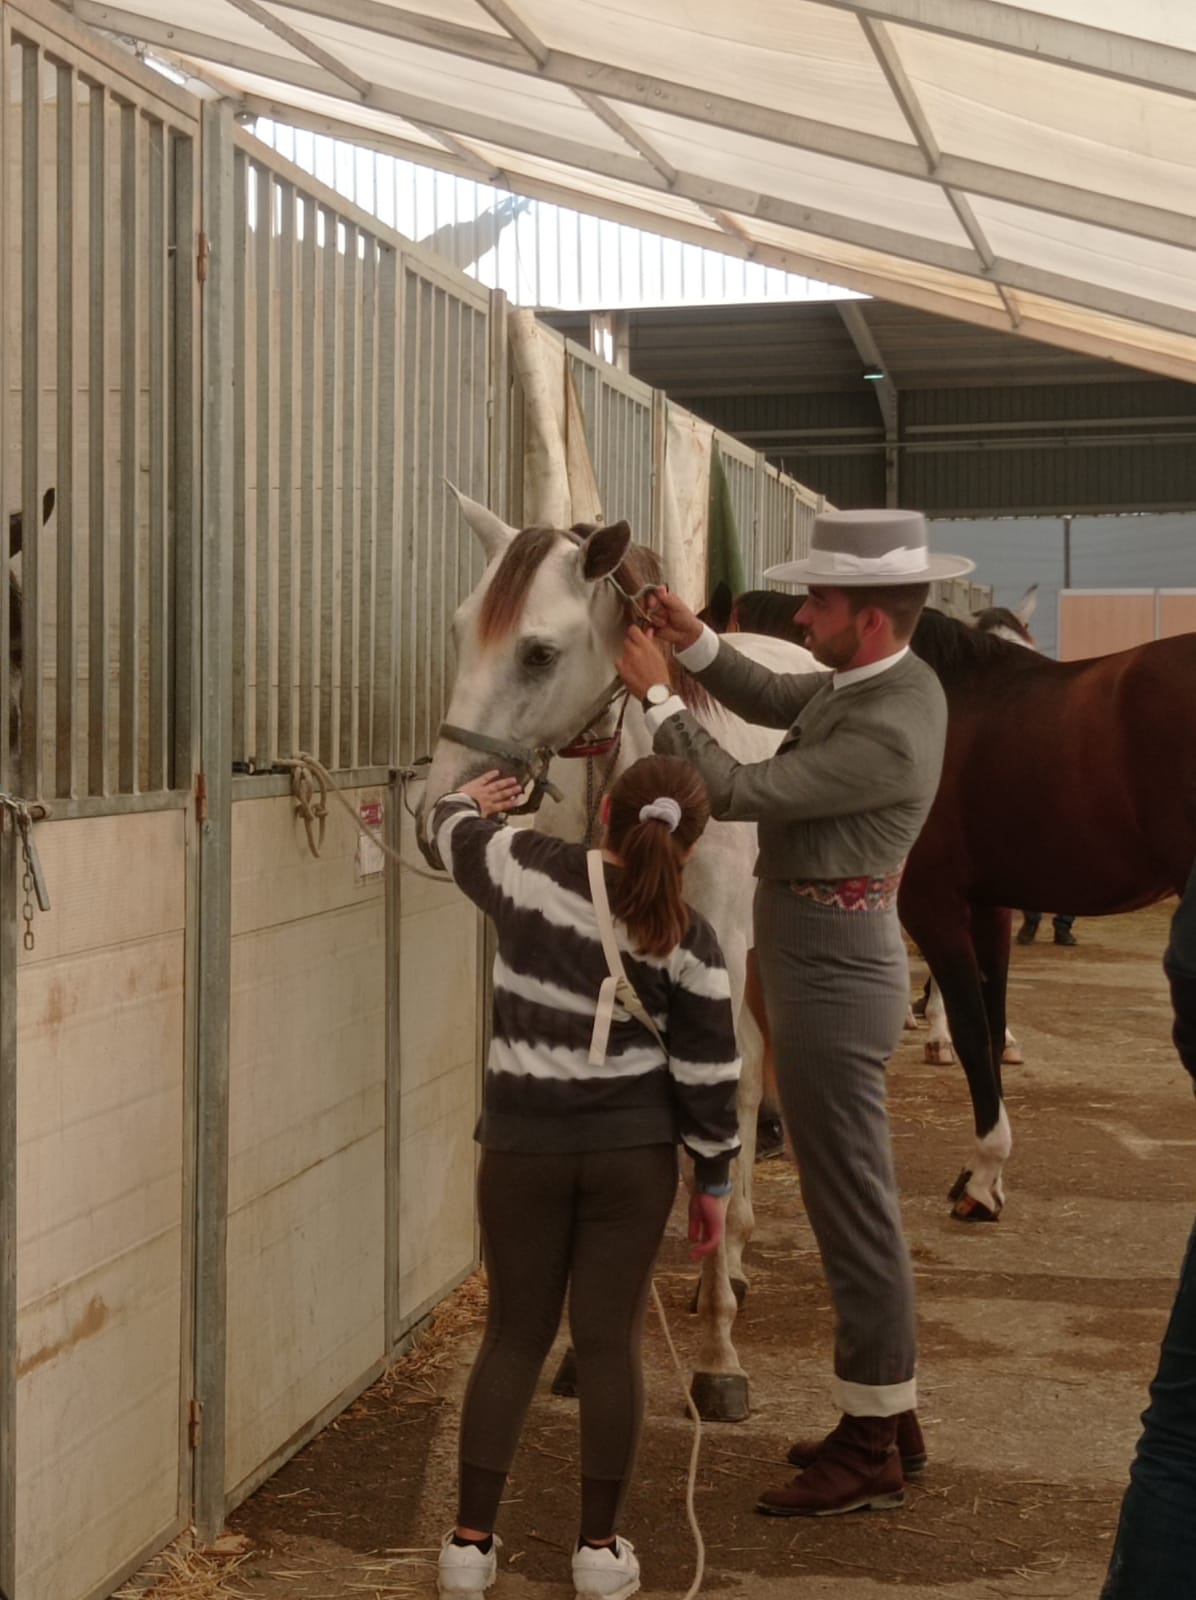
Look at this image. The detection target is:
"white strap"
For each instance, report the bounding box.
[587,850,666,1064]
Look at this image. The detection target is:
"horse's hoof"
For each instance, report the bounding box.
[550,1348,578,1397]
[947,1168,972,1203]
[924,1039,955,1064]
[1001,1042,1025,1065]
[903,1008,919,1032]
[951,1193,1001,1223]
[690,1371,750,1422]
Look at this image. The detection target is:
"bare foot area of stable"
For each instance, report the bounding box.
[134,902,1196,1600]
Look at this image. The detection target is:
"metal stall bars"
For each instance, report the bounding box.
[756,462,794,588]
[1,4,200,1597]
[231,133,403,779]
[1,7,196,807]
[565,340,658,551]
[395,242,493,769]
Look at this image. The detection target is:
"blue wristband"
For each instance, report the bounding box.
[696,1179,733,1197]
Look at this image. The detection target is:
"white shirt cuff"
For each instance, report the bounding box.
[675,624,720,673]
[644,695,688,736]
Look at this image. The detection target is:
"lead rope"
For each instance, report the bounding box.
[652,1281,706,1600]
[585,851,705,1598]
[274,753,451,882]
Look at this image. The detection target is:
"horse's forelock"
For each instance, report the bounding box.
[477,523,668,647]
[476,525,562,643]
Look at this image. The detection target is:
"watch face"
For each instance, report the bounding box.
[645,684,669,706]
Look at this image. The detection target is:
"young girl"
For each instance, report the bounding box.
[430,755,741,1600]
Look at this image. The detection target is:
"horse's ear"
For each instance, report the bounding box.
[446,481,516,561]
[1016,584,1038,625]
[578,520,632,584]
[8,488,56,557]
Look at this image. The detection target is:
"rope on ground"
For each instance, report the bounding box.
[651,1281,706,1600]
[276,752,452,882]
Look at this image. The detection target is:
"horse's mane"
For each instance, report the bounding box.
[910,608,1042,686]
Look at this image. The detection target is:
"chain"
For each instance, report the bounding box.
[0,791,50,953]
[19,840,35,951]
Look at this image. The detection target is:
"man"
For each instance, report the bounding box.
[616,508,973,1516]
[1017,911,1079,947]
[1101,856,1196,1597]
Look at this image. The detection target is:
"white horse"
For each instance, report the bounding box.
[416,491,819,1420]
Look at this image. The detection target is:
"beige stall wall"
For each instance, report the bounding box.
[396,810,481,1328]
[16,810,189,1600]
[1157,591,1196,639]
[225,789,387,1499]
[1057,591,1158,660]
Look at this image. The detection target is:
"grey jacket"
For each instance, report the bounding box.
[654,643,947,881]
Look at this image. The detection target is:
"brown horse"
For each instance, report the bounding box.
[901,609,1196,1220]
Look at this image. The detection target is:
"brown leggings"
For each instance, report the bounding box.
[457,1144,678,1539]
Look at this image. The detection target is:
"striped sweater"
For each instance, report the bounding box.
[432,795,742,1185]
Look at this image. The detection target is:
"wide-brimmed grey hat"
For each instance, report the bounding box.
[764,508,975,587]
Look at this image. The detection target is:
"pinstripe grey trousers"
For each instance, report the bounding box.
[754,878,917,1417]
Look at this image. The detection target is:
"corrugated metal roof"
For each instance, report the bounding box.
[74,1,1196,382]
[546,302,1196,516]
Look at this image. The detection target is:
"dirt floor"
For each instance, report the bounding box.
[127,902,1196,1600]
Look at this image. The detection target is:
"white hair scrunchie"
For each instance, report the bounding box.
[638,796,682,832]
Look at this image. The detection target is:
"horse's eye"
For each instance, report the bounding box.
[520,641,558,671]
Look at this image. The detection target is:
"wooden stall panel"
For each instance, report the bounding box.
[14,810,187,1600]
[225,791,386,1498]
[1157,591,1196,640]
[396,810,480,1327]
[1057,591,1157,661]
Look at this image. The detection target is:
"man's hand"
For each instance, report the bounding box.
[642,587,703,650]
[458,769,526,817]
[687,1191,728,1261]
[616,625,672,700]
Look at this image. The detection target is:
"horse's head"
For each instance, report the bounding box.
[416,489,651,865]
[5,487,55,781]
[972,585,1038,650]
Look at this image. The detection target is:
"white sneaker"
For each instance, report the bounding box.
[572,1537,640,1600]
[437,1531,501,1595]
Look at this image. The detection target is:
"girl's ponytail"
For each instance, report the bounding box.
[605,756,710,957]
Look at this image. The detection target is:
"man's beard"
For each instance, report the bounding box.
[810,620,861,671]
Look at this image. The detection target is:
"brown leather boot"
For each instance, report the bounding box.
[786,1408,926,1475]
[759,1414,904,1516]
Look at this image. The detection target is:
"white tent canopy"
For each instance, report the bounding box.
[75,0,1196,381]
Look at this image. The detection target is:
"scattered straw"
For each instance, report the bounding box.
[373,1271,488,1400]
[113,1541,252,1600]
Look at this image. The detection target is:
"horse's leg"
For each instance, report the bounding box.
[923,978,955,1065]
[966,905,1014,1212]
[689,936,752,1422]
[905,905,1009,1222]
[724,989,763,1295]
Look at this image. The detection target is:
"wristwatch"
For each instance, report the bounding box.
[641,682,672,714]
